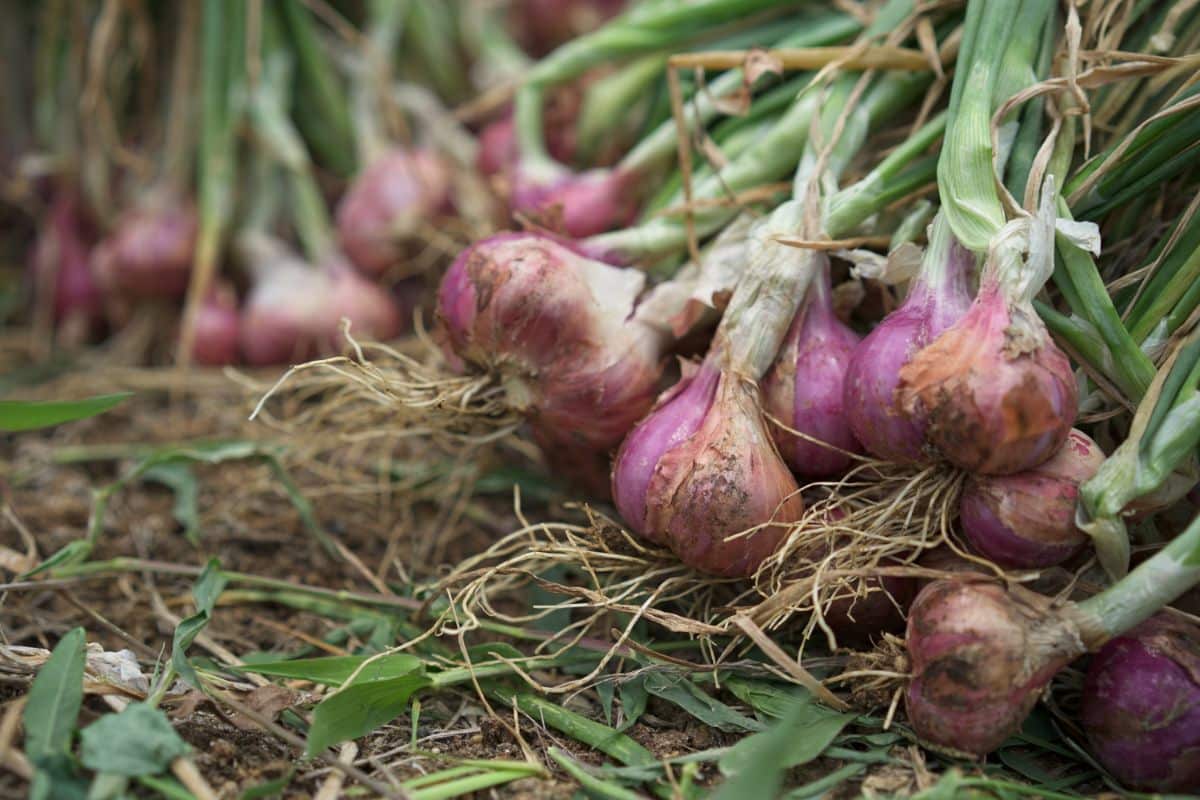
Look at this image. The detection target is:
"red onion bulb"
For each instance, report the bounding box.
[611,363,804,576]
[905,578,1083,756]
[93,198,196,298]
[1081,613,1200,793]
[960,428,1105,568]
[32,190,104,343]
[510,166,637,239]
[190,281,241,366]
[843,226,973,463]
[336,148,452,277]
[438,232,665,454]
[762,256,862,478]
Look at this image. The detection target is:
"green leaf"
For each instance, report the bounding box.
[642,672,764,733]
[238,654,424,686]
[79,703,191,776]
[137,774,201,800]
[305,673,431,757]
[172,559,228,688]
[724,676,803,720]
[141,463,200,545]
[24,627,86,765]
[0,393,131,432]
[26,540,94,577]
[616,676,647,732]
[712,693,854,800]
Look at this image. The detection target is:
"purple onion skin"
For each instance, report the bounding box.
[510,168,637,239]
[763,264,862,478]
[823,573,916,648]
[336,148,452,277]
[843,252,972,463]
[1082,614,1200,793]
[32,190,104,342]
[99,201,197,298]
[191,283,241,366]
[612,363,721,543]
[905,578,1072,756]
[961,428,1105,569]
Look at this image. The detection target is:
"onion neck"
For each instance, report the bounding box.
[905,211,973,310]
[1076,510,1200,644]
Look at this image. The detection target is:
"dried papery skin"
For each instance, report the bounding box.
[961,428,1105,568]
[612,362,722,542]
[438,232,665,453]
[905,578,1088,756]
[843,241,973,463]
[99,198,197,298]
[762,261,862,478]
[1082,614,1200,793]
[191,281,241,366]
[510,167,638,239]
[336,148,453,277]
[898,281,1077,475]
[642,372,805,577]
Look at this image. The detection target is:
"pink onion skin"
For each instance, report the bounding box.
[905,578,1075,756]
[614,368,804,577]
[438,232,664,454]
[477,115,576,179]
[510,168,638,239]
[32,190,104,342]
[898,281,1078,475]
[961,428,1105,569]
[612,362,722,543]
[842,250,973,463]
[96,201,197,298]
[762,264,862,478]
[191,282,241,366]
[1082,614,1200,792]
[240,252,401,366]
[336,148,452,277]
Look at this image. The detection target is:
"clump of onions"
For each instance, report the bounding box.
[1081,613,1200,793]
[612,361,804,576]
[239,234,401,365]
[438,231,666,454]
[190,281,241,366]
[843,214,973,463]
[336,148,453,277]
[762,254,862,478]
[32,188,104,344]
[897,220,1078,475]
[960,428,1105,568]
[510,166,637,239]
[92,197,196,298]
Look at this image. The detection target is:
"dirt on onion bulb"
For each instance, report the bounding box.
[762,255,862,478]
[897,232,1078,475]
[336,148,453,277]
[843,215,973,463]
[960,428,1105,568]
[611,361,805,576]
[92,197,196,298]
[438,232,666,455]
[1081,613,1200,793]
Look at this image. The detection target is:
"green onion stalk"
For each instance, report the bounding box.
[177,0,244,370]
[508,0,825,237]
[1077,326,1200,579]
[1124,209,1200,348]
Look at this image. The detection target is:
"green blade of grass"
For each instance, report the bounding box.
[0,393,131,432]
[237,654,425,686]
